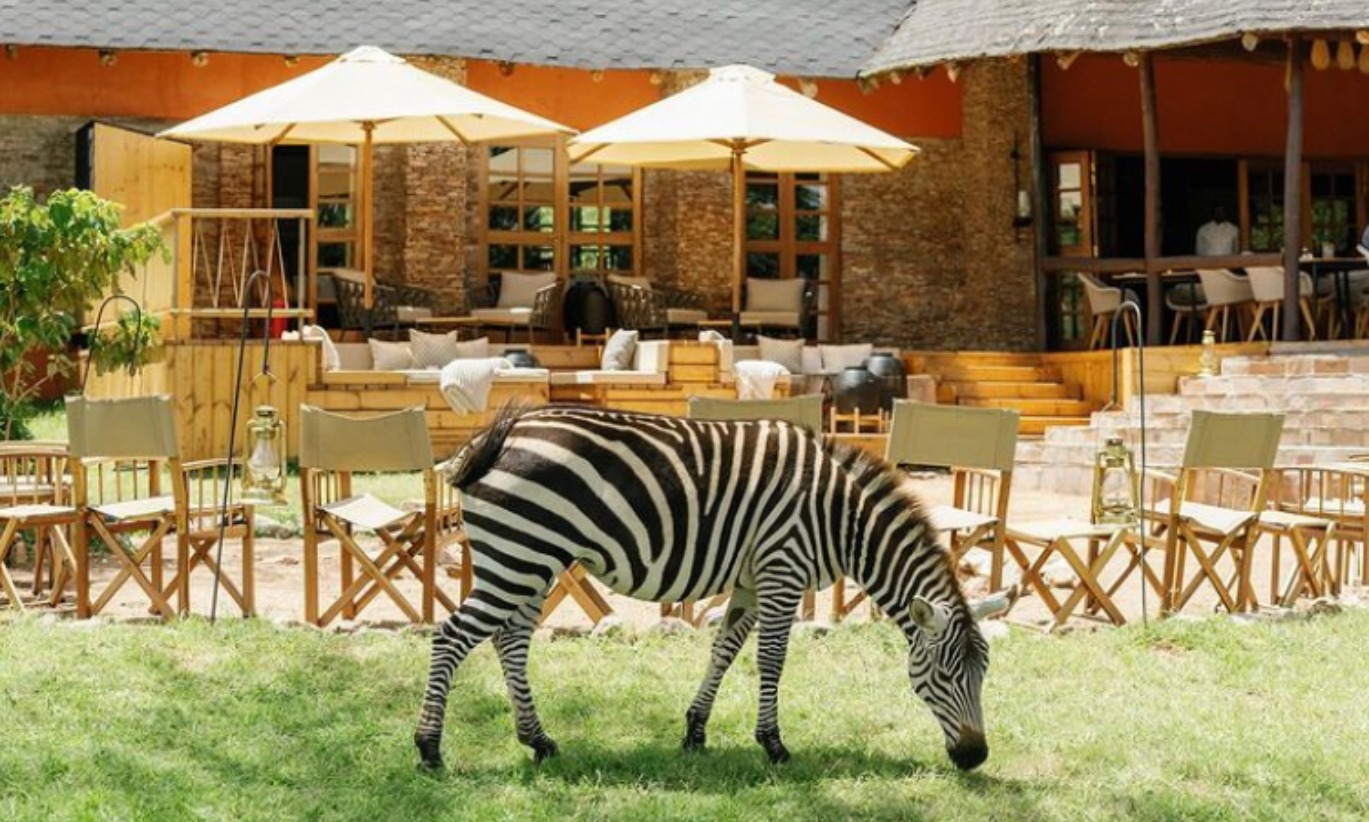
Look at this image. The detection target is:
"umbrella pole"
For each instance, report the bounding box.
[731,143,745,337]
[363,122,375,309]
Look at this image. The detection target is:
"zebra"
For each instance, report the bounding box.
[414,404,991,771]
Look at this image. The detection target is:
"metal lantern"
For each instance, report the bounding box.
[1091,436,1138,526]
[242,405,286,505]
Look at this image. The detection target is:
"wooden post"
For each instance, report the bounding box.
[173,211,194,341]
[362,122,375,309]
[1139,52,1163,346]
[1028,55,1049,352]
[1282,35,1305,342]
[731,142,746,318]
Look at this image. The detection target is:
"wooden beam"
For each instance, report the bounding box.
[731,143,745,317]
[362,123,375,309]
[1139,52,1162,345]
[1282,35,1305,342]
[1028,54,1049,352]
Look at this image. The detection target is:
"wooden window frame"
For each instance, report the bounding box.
[744,171,842,341]
[312,144,362,270]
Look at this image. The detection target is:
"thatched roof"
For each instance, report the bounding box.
[863,1,1369,74]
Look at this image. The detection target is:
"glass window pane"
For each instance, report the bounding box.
[521,147,555,177]
[318,201,354,230]
[795,215,828,242]
[606,208,633,233]
[318,242,353,268]
[746,184,779,210]
[488,205,519,231]
[746,253,780,278]
[605,246,632,271]
[795,184,828,211]
[522,246,556,271]
[521,180,555,204]
[488,244,518,270]
[797,254,828,281]
[1058,163,1082,190]
[747,212,779,241]
[570,245,600,271]
[601,171,633,205]
[523,206,554,232]
[568,174,597,205]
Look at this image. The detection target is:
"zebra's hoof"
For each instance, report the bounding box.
[682,711,707,751]
[755,729,790,764]
[532,737,559,763]
[414,733,444,770]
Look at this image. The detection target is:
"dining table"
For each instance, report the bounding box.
[1299,257,1367,339]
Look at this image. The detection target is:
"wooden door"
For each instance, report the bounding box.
[1050,151,1096,257]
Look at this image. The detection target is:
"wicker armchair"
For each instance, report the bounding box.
[333,277,436,339]
[469,272,563,343]
[605,276,708,338]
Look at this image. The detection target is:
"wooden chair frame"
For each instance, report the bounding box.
[166,459,256,618]
[0,444,75,608]
[1273,464,1367,592]
[1005,521,1131,631]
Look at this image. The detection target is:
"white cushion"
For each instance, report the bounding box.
[395,305,434,323]
[470,307,534,324]
[665,308,708,325]
[745,278,805,312]
[409,329,461,369]
[740,310,801,328]
[367,339,413,371]
[800,347,824,376]
[601,329,640,371]
[496,272,557,309]
[757,335,804,375]
[820,343,874,374]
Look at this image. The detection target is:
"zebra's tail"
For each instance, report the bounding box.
[443,399,533,490]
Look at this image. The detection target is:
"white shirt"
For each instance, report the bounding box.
[1196,220,1239,256]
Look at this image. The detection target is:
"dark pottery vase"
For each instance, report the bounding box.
[502,349,541,369]
[863,352,907,411]
[832,366,882,414]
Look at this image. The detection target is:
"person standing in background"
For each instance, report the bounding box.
[1196,205,1239,256]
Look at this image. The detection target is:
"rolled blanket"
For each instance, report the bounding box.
[733,359,789,400]
[439,357,512,413]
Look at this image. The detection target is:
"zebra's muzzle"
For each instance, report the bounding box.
[947,726,988,771]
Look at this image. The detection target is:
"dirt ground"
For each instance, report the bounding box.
[5,474,1350,632]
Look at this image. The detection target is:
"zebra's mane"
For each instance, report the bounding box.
[822,436,971,613]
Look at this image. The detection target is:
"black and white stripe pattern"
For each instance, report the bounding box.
[414,404,989,770]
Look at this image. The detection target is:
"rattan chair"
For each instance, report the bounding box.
[605,275,708,338]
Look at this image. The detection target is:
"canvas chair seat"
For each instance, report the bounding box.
[0,502,76,520]
[929,505,998,534]
[1153,498,1258,536]
[90,495,178,522]
[301,405,466,626]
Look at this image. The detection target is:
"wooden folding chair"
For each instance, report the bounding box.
[1271,463,1367,598]
[1139,411,1284,615]
[1005,518,1131,631]
[0,443,75,609]
[867,401,1020,604]
[165,459,257,617]
[666,394,827,625]
[66,395,185,620]
[300,406,465,626]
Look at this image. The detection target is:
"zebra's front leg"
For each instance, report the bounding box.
[493,597,559,763]
[414,592,523,770]
[753,583,804,764]
[683,588,758,752]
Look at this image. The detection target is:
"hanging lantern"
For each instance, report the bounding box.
[1198,329,1219,377]
[1092,436,1139,526]
[242,405,286,505]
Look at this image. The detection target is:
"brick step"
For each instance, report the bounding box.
[1019,416,1092,437]
[960,397,1098,416]
[930,365,1063,383]
[948,381,1081,400]
[906,351,1046,368]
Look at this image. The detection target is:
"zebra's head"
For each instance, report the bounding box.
[906,596,990,771]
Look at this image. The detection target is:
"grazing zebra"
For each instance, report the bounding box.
[414,404,990,771]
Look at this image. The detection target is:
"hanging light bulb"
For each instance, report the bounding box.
[1310,39,1332,70]
[242,405,286,505]
[1337,40,1356,70]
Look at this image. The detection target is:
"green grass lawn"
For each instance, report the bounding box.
[2,612,1367,821]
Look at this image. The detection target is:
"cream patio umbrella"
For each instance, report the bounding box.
[569,64,919,317]
[160,45,574,306]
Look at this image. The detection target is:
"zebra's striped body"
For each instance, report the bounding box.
[415,405,989,770]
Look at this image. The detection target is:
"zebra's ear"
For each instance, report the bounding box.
[909,597,949,636]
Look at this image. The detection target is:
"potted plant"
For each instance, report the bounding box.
[0,185,164,439]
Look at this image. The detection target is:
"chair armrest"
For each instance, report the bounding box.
[467,280,498,311]
[531,282,562,328]
[658,285,705,311]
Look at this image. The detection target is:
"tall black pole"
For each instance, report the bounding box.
[1139,52,1163,346]
[1281,35,1305,342]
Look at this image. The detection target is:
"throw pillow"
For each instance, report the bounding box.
[698,329,727,342]
[820,343,875,374]
[757,334,804,375]
[453,336,490,360]
[301,324,341,371]
[408,329,462,369]
[746,277,806,312]
[368,339,413,371]
[607,274,653,291]
[601,329,640,371]
[801,346,824,375]
[496,271,557,309]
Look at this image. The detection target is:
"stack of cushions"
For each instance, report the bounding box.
[755,335,873,376]
[362,333,492,372]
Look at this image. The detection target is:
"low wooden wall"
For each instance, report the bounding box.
[1045,342,1269,406]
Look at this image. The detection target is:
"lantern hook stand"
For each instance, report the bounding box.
[80,294,146,394]
[211,269,275,623]
[1109,298,1150,624]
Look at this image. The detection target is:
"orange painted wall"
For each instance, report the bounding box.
[1043,53,1369,157]
[0,47,330,120]
[0,45,962,138]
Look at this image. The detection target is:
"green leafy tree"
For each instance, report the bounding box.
[0,186,165,439]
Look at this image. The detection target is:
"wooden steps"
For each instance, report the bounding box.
[908,351,1098,437]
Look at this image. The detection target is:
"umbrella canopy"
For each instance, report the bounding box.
[569,64,918,314]
[160,46,573,305]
